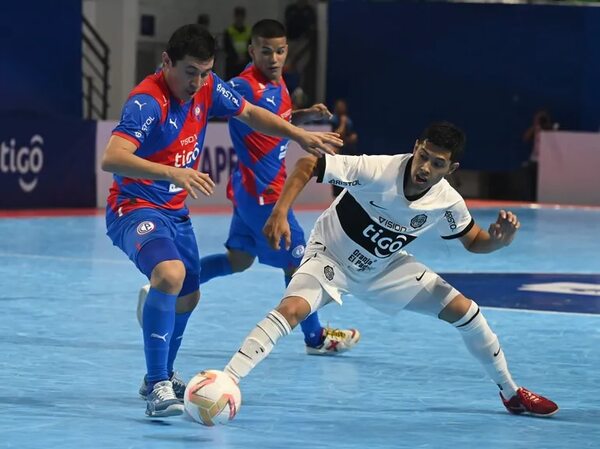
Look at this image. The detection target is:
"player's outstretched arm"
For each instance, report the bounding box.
[236,102,342,157]
[263,156,320,250]
[291,103,333,125]
[101,135,215,199]
[459,210,520,253]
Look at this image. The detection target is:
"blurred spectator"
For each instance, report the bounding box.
[285,0,317,103]
[330,99,360,196]
[522,109,556,201]
[223,6,251,80]
[291,87,309,110]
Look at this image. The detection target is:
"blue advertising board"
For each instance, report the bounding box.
[0,114,96,208]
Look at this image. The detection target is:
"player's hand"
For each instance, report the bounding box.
[168,167,215,199]
[306,103,333,121]
[488,210,520,247]
[296,130,343,157]
[263,210,291,251]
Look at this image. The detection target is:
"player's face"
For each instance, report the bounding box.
[249,37,288,82]
[162,53,214,102]
[409,140,459,192]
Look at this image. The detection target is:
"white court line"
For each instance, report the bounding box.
[482,305,600,318]
[0,252,131,265]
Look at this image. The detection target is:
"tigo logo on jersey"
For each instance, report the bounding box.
[174,145,202,168]
[292,245,305,258]
[0,134,44,193]
[136,221,155,235]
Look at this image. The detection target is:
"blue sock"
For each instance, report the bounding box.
[167,311,191,375]
[285,273,324,347]
[142,287,177,388]
[199,254,233,284]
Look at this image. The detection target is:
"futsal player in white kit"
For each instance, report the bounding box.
[223,122,559,417]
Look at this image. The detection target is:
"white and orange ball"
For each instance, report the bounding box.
[183,370,242,426]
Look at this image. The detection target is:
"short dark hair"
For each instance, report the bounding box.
[420,121,466,162]
[251,19,286,41]
[166,24,215,65]
[234,6,246,17]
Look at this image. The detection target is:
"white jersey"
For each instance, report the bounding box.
[310,153,474,275]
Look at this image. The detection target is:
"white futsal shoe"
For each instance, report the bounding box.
[306,327,361,355]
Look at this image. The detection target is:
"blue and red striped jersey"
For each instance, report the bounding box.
[226,65,293,206]
[106,71,245,222]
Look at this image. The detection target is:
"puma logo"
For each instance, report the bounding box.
[266,96,276,107]
[151,332,168,342]
[134,100,146,110]
[169,118,178,129]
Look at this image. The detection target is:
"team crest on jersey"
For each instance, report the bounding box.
[193,105,203,122]
[410,214,428,229]
[136,221,155,235]
[292,245,305,258]
[324,265,335,281]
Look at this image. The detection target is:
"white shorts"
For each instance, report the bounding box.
[283,245,460,317]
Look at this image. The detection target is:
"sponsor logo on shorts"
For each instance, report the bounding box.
[292,245,305,258]
[136,221,155,235]
[410,214,428,229]
[324,265,335,281]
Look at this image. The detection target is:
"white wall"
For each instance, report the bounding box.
[538,131,600,205]
[83,0,139,120]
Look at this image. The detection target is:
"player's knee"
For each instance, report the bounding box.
[151,260,186,294]
[227,250,255,273]
[276,296,311,328]
[438,294,474,324]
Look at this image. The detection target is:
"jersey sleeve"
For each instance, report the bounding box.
[112,94,161,147]
[228,77,253,100]
[315,154,382,191]
[438,198,475,239]
[208,73,246,118]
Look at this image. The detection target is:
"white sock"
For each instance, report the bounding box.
[453,301,519,398]
[225,310,292,382]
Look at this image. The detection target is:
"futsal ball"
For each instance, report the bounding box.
[184,370,242,426]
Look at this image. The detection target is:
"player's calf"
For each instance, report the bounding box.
[276,295,312,328]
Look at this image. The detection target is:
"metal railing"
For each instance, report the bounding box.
[82,16,109,120]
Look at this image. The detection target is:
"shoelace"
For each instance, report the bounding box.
[520,389,540,403]
[324,327,349,340]
[153,383,177,401]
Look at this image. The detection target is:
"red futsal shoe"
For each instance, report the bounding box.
[501,387,559,417]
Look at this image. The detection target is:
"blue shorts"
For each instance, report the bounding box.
[106,208,200,296]
[225,202,306,270]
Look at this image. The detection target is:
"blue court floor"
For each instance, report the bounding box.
[1,205,599,449]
